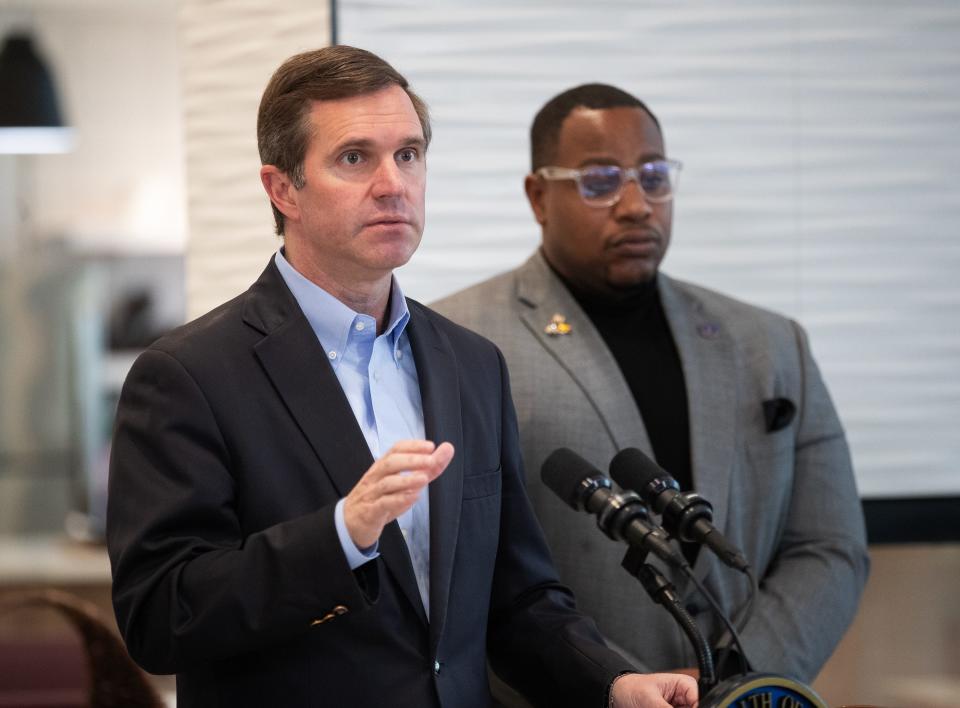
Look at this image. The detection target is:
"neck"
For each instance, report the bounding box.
[284,243,393,333]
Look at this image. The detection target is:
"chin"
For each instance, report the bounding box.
[374,242,420,270]
[607,262,659,288]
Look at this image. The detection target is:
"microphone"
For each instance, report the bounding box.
[609,448,749,572]
[541,448,688,569]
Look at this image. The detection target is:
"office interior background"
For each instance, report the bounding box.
[0,0,957,705]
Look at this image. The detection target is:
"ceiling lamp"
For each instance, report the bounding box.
[0,32,74,154]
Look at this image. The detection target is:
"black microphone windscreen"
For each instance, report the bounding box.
[541,448,599,510]
[609,447,669,493]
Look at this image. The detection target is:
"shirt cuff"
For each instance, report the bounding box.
[607,671,637,708]
[334,498,379,570]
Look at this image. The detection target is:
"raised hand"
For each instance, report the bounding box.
[343,440,455,549]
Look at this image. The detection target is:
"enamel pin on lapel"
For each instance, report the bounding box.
[697,322,721,339]
[544,313,572,336]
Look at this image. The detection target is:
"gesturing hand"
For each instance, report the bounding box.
[343,440,455,549]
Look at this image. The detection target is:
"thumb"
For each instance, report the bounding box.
[657,672,699,707]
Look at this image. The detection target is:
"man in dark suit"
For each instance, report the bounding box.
[106,47,697,708]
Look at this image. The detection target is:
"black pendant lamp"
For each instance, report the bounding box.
[0,31,74,154]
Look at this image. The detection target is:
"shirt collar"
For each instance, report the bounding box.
[274,249,411,367]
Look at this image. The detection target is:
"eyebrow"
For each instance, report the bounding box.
[332,135,427,153]
[576,153,666,168]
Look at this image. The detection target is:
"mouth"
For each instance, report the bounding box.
[366,216,412,228]
[609,231,661,253]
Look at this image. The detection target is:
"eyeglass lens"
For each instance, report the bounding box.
[579,163,673,202]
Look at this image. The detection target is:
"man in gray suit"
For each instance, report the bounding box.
[433,84,869,684]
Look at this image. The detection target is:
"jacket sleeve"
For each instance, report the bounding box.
[107,348,375,675]
[484,347,636,707]
[734,321,870,681]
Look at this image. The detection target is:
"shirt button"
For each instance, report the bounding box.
[433,659,441,674]
[327,350,337,360]
[394,350,403,360]
[372,370,380,381]
[355,321,365,331]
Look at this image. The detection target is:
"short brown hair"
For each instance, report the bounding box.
[257,45,431,236]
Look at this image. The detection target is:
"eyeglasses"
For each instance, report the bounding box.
[536,159,682,207]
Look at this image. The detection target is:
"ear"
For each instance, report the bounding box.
[524,173,547,226]
[260,165,300,225]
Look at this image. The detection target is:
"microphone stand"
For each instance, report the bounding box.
[622,549,829,708]
[620,547,716,696]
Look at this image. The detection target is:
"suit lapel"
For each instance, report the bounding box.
[406,302,464,650]
[245,262,427,624]
[659,275,737,579]
[515,252,652,456]
[515,256,738,579]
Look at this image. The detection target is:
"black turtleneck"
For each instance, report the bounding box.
[555,265,697,565]
[553,266,693,495]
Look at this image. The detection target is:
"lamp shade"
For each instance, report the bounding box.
[0,32,73,153]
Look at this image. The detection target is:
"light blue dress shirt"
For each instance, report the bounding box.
[275,250,431,615]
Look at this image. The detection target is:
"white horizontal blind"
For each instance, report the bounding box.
[340,0,960,498]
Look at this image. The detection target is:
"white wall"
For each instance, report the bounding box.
[178,0,332,319]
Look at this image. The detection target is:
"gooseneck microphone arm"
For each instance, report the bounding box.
[540,448,828,707]
[676,561,751,678]
[610,447,755,676]
[541,449,721,688]
[541,449,826,704]
[621,547,716,695]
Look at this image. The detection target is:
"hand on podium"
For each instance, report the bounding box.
[610,672,698,708]
[666,667,700,681]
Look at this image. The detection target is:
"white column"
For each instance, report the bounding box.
[177,1,331,319]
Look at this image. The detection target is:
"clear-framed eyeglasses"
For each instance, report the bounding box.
[536,159,682,207]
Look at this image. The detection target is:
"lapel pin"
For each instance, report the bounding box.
[697,322,721,339]
[544,313,572,336]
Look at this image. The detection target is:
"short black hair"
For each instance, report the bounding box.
[530,83,660,170]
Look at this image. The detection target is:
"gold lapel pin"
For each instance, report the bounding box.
[544,313,572,336]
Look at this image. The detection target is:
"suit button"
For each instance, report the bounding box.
[433,659,441,674]
[310,604,349,627]
[684,602,701,616]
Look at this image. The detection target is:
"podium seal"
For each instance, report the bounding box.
[700,673,827,708]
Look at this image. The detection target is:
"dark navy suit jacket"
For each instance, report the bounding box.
[107,261,633,708]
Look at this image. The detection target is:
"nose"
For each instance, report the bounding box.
[613,178,653,220]
[372,158,406,200]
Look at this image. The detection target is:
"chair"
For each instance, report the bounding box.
[0,589,164,708]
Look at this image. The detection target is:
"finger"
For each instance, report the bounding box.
[366,481,430,521]
[364,452,441,481]
[432,442,455,466]
[383,443,455,479]
[656,674,698,705]
[376,471,429,496]
[386,439,436,456]
[346,472,427,517]
[350,471,428,514]
[422,442,455,482]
